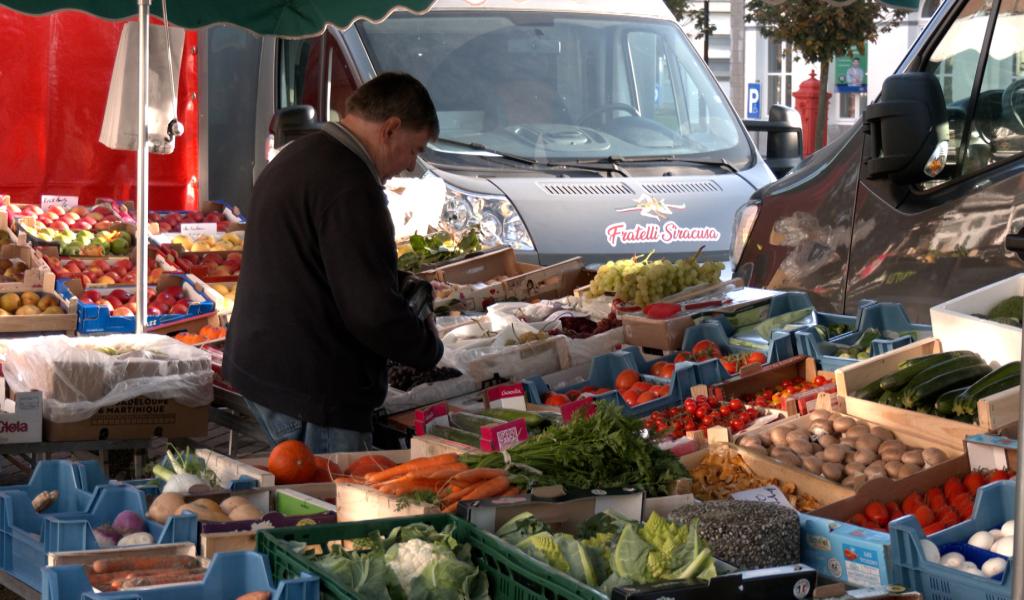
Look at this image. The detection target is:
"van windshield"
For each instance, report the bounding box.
[356,12,751,166]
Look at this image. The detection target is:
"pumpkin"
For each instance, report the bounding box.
[267,440,317,484]
[346,454,397,477]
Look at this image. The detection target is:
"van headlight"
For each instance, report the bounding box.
[731,202,760,265]
[442,185,535,251]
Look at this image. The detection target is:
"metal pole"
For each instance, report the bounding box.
[703,0,710,63]
[1014,307,1024,599]
[135,0,151,334]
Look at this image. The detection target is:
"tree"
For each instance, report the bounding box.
[665,0,717,58]
[745,1,907,151]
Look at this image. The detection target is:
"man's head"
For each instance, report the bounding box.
[341,72,439,181]
[852,58,861,68]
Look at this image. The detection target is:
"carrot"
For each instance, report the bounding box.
[462,474,510,500]
[333,475,361,485]
[93,555,199,574]
[423,464,470,480]
[236,593,272,600]
[440,480,485,504]
[88,568,172,588]
[381,478,443,496]
[442,502,458,513]
[500,486,522,497]
[364,454,459,483]
[120,568,207,589]
[453,468,506,483]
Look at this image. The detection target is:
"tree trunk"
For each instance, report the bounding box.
[815,59,830,151]
[728,0,746,115]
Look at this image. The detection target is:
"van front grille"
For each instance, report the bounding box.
[641,181,722,195]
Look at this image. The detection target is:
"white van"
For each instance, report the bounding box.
[204,0,795,266]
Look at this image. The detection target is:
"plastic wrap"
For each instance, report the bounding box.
[4,334,213,422]
[566,327,625,367]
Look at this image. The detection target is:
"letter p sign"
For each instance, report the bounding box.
[746,83,761,119]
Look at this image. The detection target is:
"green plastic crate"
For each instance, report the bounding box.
[256,513,603,600]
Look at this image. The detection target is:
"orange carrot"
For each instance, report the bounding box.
[453,468,506,483]
[383,478,443,496]
[462,474,510,500]
[500,486,522,497]
[423,464,470,480]
[440,480,485,504]
[364,454,459,483]
[442,502,458,513]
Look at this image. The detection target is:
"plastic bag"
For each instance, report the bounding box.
[4,334,213,423]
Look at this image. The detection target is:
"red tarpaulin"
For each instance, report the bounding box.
[0,8,199,209]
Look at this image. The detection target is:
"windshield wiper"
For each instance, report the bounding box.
[583,155,739,173]
[432,138,628,177]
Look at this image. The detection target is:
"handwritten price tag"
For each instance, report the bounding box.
[180,222,218,235]
[730,485,795,510]
[40,195,78,209]
[480,419,528,451]
[560,397,595,422]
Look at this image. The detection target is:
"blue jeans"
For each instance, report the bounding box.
[245,399,373,453]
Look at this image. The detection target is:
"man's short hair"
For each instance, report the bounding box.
[346,72,439,138]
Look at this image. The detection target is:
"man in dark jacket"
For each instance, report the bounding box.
[223,73,444,452]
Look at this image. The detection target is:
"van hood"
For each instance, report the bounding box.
[438,169,763,265]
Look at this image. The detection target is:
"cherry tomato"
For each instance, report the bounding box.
[729,398,744,411]
[729,418,745,433]
[745,407,759,421]
[814,375,828,386]
[695,406,708,419]
[684,398,697,412]
[701,415,716,427]
[684,419,698,431]
[719,406,732,417]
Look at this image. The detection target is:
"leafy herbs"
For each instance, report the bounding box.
[461,401,687,496]
[397,228,482,272]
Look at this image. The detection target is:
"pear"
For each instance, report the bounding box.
[42,306,63,315]
[20,291,40,306]
[37,295,57,310]
[0,292,20,313]
[15,305,40,316]
[0,308,9,316]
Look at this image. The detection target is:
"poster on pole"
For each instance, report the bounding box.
[835,46,867,94]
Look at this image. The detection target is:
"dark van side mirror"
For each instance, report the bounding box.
[744,105,804,179]
[864,72,949,185]
[270,105,319,148]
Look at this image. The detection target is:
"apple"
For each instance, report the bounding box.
[108,289,130,302]
[107,295,123,309]
[170,302,189,315]
[156,290,177,306]
[95,300,114,311]
[112,306,133,317]
[54,268,72,279]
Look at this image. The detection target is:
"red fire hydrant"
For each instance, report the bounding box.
[792,70,832,157]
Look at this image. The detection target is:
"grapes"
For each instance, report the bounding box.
[387,361,462,391]
[589,253,724,306]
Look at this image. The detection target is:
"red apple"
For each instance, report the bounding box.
[169,302,189,315]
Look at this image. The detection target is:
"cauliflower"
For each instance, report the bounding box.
[386,538,440,595]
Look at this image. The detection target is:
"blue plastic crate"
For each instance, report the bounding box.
[41,551,316,600]
[793,302,932,372]
[0,485,197,591]
[889,480,1015,600]
[0,460,108,514]
[57,274,215,334]
[681,319,796,368]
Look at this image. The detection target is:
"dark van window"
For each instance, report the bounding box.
[278,38,320,113]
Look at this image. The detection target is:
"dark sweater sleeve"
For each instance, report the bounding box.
[314,182,443,370]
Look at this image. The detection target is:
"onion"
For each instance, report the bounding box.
[162,473,208,494]
[93,524,121,548]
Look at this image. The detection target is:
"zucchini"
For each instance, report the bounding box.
[448,412,502,432]
[429,425,481,446]
[899,354,985,400]
[953,368,1021,419]
[853,377,885,401]
[877,390,896,407]
[480,408,550,430]
[934,386,969,417]
[902,364,992,409]
[879,351,976,391]
[960,361,1021,402]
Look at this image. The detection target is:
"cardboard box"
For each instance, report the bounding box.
[964,433,1018,471]
[198,448,413,492]
[0,378,42,444]
[834,337,1015,433]
[711,355,825,415]
[930,273,1023,366]
[799,455,973,588]
[44,397,209,441]
[0,244,51,291]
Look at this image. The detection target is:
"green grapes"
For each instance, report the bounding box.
[589,253,724,306]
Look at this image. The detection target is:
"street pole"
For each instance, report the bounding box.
[135,0,151,334]
[703,0,710,62]
[729,0,746,114]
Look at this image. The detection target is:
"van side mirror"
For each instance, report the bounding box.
[744,105,803,178]
[864,72,949,185]
[269,105,318,148]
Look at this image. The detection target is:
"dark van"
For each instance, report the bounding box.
[732,0,1024,322]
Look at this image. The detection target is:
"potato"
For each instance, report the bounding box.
[810,409,832,421]
[854,449,879,465]
[832,416,855,433]
[871,426,895,441]
[885,460,904,478]
[789,440,814,456]
[878,440,906,455]
[190,498,221,512]
[802,455,823,474]
[818,433,839,447]
[881,447,906,462]
[845,424,871,441]
[786,429,811,446]
[146,492,185,525]
[769,427,792,447]
[809,419,833,436]
[901,449,925,466]
[822,462,844,481]
[865,463,887,480]
[823,445,847,463]
[923,448,948,466]
[855,434,883,453]
[175,501,230,522]
[220,496,253,514]
[844,462,867,476]
[770,447,802,466]
[228,503,264,522]
[843,473,868,489]
[897,463,923,479]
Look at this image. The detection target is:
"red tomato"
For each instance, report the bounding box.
[987,469,1011,483]
[901,493,923,516]
[813,375,828,386]
[635,391,658,406]
[695,406,708,419]
[746,351,768,365]
[615,370,640,392]
[721,359,738,375]
[745,408,760,421]
[684,419,698,432]
[943,477,966,500]
[729,398,744,411]
[701,415,716,427]
[673,352,689,363]
[913,506,936,527]
[622,390,640,406]
[684,398,697,412]
[963,472,985,495]
[729,418,745,433]
[719,406,732,417]
[864,502,889,525]
[544,393,570,406]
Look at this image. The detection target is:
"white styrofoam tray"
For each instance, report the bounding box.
[930,273,1023,366]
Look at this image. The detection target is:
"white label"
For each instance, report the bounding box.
[180,222,218,235]
[730,485,795,510]
[497,395,527,411]
[40,195,78,209]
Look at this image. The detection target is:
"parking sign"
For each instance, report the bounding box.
[746,83,761,119]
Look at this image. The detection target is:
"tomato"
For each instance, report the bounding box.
[695,406,708,418]
[913,506,936,527]
[901,493,923,516]
[864,502,888,525]
[987,469,1011,483]
[635,391,658,406]
[885,501,904,521]
[745,351,767,365]
[719,406,732,417]
[943,477,966,500]
[927,494,947,513]
[544,393,570,406]
[745,407,759,421]
[721,359,738,375]
[684,398,697,412]
[615,370,641,392]
[729,398,745,411]
[632,382,652,393]
[622,390,640,406]
[813,375,828,386]
[963,472,986,495]
[925,487,944,505]
[701,415,716,427]
[673,352,689,363]
[567,389,581,400]
[684,419,698,431]
[707,397,720,409]
[729,418,745,433]
[849,513,868,527]
[649,361,674,378]
[692,339,722,361]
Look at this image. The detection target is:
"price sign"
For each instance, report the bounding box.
[730,485,795,510]
[485,383,527,410]
[180,222,218,235]
[40,195,78,210]
[561,396,595,422]
[480,419,528,451]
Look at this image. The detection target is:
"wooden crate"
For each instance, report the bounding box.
[48,541,199,568]
[834,337,1015,433]
[0,274,77,336]
[0,244,51,291]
